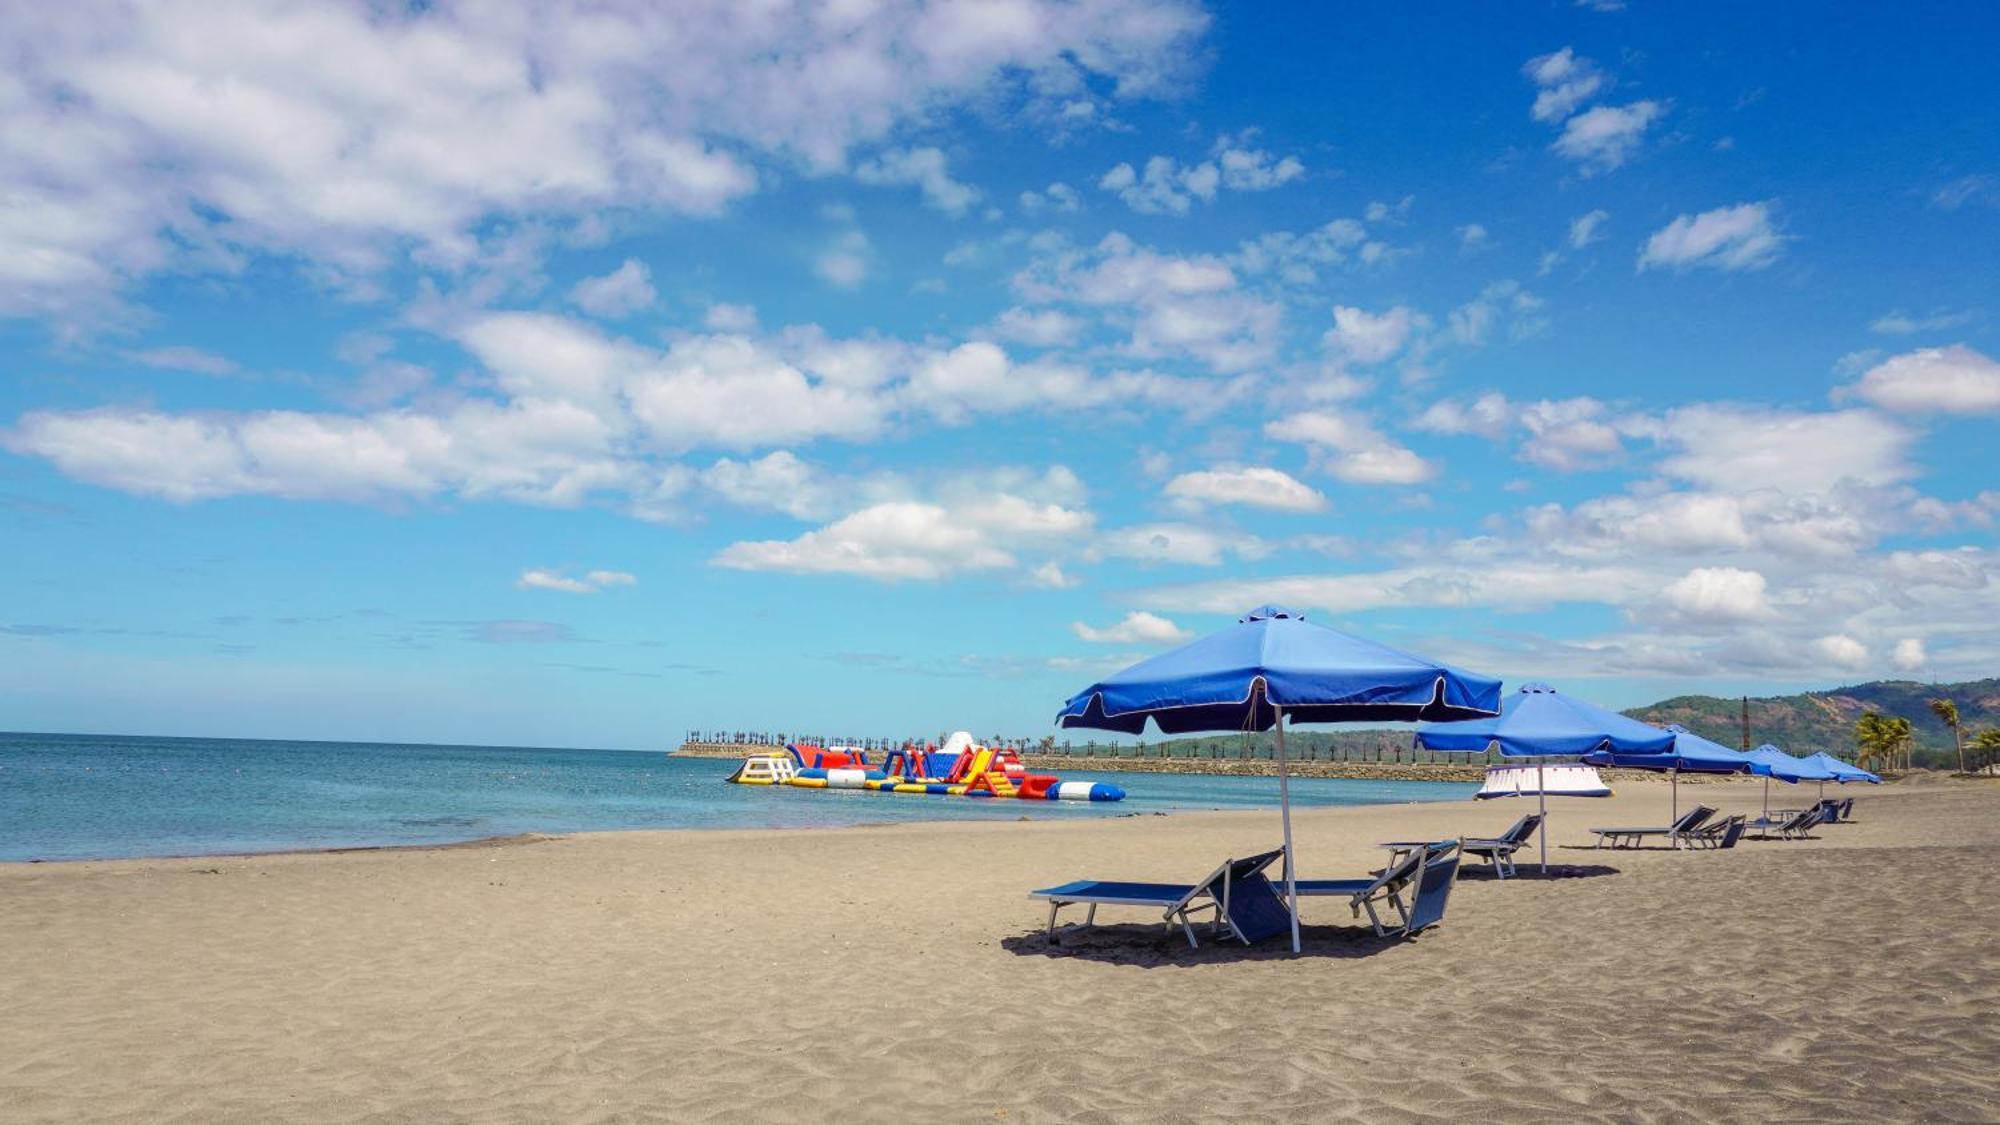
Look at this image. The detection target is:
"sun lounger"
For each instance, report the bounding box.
[1687,814,1745,849]
[1284,840,1462,938]
[1745,806,1822,840]
[1029,849,1290,948]
[1460,813,1542,879]
[1590,805,1715,849]
[1839,797,1855,820]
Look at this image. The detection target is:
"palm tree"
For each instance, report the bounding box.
[1929,697,1966,774]
[1855,710,1912,774]
[1970,728,2000,775]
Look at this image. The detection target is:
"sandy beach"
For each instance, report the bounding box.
[4,777,1996,1123]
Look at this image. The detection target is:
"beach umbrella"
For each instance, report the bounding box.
[1746,744,1837,819]
[1056,604,1502,952]
[1805,751,1881,784]
[1415,682,1671,873]
[1583,724,1756,841]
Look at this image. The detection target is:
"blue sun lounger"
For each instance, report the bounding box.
[1590,805,1715,849]
[1029,849,1292,948]
[1283,840,1463,938]
[1461,813,1542,879]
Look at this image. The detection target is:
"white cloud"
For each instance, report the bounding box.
[989,307,1084,348]
[1846,345,2000,415]
[1892,637,1928,672]
[1553,101,1666,170]
[854,147,980,216]
[1028,561,1081,589]
[703,303,758,332]
[1644,404,1914,493]
[1163,466,1328,513]
[124,345,239,377]
[518,567,635,594]
[1638,202,1783,272]
[1086,522,1266,566]
[1098,137,1302,215]
[1661,566,1773,624]
[0,0,1207,319]
[1072,611,1190,645]
[1014,232,1280,372]
[1265,411,1437,486]
[1568,209,1609,248]
[1457,224,1490,253]
[699,451,837,519]
[568,259,656,318]
[1325,305,1422,364]
[1812,634,1869,669]
[1019,182,1082,214]
[712,477,1092,582]
[816,229,871,288]
[1523,48,1606,123]
[1414,392,1623,471]
[1869,309,1980,335]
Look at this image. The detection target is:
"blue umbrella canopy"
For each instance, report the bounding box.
[1584,723,1755,774]
[1745,744,1836,783]
[1804,751,1881,784]
[1056,605,1502,734]
[1414,683,1675,757]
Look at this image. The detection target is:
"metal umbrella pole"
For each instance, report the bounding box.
[1268,686,1301,954]
[1537,760,1549,874]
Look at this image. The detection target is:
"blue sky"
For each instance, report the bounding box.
[3,1,1998,749]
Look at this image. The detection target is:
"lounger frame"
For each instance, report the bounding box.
[1030,849,1284,948]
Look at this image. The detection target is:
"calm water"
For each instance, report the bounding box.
[0,732,1479,862]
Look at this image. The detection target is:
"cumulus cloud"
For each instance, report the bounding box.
[1013,232,1281,372]
[816,229,872,288]
[1568,209,1609,248]
[1554,101,1667,171]
[1523,48,1606,123]
[1265,411,1437,485]
[1163,466,1328,513]
[1660,566,1774,624]
[1019,182,1082,214]
[1892,637,1928,672]
[1638,202,1784,272]
[518,567,636,593]
[854,147,980,216]
[1845,345,2000,415]
[1098,135,1303,215]
[568,259,656,318]
[1072,611,1190,644]
[1325,306,1423,364]
[1812,634,1869,669]
[712,475,1092,582]
[0,0,1207,319]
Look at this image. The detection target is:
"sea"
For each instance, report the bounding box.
[0,731,1481,862]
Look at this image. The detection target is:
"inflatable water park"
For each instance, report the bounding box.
[727,731,1125,802]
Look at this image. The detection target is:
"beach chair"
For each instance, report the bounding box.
[1284,840,1462,939]
[1590,806,1715,849]
[1029,849,1290,948]
[1460,813,1541,879]
[1810,798,1843,824]
[1839,797,1855,821]
[1746,806,1822,841]
[1687,814,1746,850]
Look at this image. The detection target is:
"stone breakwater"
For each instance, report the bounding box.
[671,741,1732,785]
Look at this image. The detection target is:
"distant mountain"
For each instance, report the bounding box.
[1625,678,2000,762]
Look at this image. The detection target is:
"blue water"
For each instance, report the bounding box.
[0,732,1480,862]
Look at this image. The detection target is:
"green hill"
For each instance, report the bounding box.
[1625,677,2000,764]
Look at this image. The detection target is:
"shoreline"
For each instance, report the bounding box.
[2,773,1936,869]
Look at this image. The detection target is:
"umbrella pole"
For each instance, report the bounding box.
[1537,761,1548,874]
[1274,706,1301,954]
[1762,774,1770,821]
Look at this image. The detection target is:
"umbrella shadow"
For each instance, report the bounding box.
[1460,861,1620,880]
[1000,921,1424,966]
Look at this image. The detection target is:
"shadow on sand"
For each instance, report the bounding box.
[1000,921,1422,965]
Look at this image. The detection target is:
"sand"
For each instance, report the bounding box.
[3,777,1997,1123]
